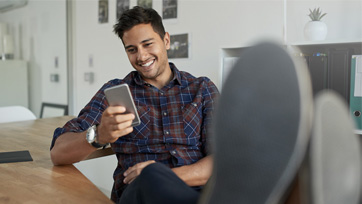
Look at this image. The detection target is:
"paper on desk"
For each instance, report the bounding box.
[354,56,362,97]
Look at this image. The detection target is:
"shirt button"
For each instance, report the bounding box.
[170,150,177,155]
[160,92,164,96]
[192,103,197,107]
[164,130,169,135]
[163,112,167,116]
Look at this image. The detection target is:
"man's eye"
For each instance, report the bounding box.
[127,48,136,53]
[145,43,152,47]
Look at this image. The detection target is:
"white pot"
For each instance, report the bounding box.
[304,21,328,41]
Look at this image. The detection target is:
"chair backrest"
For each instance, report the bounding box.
[0,106,36,123]
[305,91,361,204]
[199,41,313,204]
[40,103,68,118]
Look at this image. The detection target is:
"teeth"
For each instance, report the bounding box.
[142,60,154,67]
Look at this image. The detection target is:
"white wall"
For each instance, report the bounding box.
[0,0,67,117]
[71,0,362,114]
[287,0,362,42]
[71,0,285,114]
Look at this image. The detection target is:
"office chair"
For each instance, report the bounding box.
[0,106,36,123]
[40,102,68,118]
[199,42,313,204]
[302,91,361,204]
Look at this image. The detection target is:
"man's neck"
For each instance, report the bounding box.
[145,66,173,90]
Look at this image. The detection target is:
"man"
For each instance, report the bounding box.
[50,6,219,203]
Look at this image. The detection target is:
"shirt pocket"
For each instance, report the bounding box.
[182,100,202,143]
[129,101,150,140]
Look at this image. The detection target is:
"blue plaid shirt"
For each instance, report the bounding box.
[50,63,219,202]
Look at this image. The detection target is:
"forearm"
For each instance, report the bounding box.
[50,132,96,165]
[172,155,213,186]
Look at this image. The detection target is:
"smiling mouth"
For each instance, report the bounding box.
[141,60,155,67]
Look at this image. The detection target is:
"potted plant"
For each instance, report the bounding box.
[304,8,328,41]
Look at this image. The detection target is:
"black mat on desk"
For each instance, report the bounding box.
[0,150,33,164]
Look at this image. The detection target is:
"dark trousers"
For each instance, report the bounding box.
[118,163,200,204]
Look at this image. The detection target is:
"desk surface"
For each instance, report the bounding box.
[0,116,113,203]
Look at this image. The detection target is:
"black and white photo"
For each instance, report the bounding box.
[162,0,177,20]
[98,0,109,23]
[167,33,189,59]
[116,0,130,20]
[137,0,152,8]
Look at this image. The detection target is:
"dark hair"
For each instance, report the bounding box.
[113,6,166,41]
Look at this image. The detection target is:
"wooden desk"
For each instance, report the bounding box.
[0,116,114,203]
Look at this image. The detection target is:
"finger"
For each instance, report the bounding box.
[98,121,133,143]
[123,163,139,177]
[101,114,134,130]
[123,170,140,184]
[125,174,139,184]
[112,119,133,131]
[114,113,135,123]
[103,106,127,116]
[124,160,155,177]
[127,177,136,184]
[123,164,137,177]
[110,127,133,139]
[123,164,143,184]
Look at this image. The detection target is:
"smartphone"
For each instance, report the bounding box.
[104,84,141,127]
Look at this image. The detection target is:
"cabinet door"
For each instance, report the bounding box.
[328,48,353,103]
[307,56,328,96]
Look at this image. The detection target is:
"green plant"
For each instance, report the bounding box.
[308,7,327,21]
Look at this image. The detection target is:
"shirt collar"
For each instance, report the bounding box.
[170,63,182,85]
[133,62,182,86]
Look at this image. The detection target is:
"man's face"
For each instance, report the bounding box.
[122,23,170,83]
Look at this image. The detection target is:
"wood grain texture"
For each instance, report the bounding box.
[0,116,114,203]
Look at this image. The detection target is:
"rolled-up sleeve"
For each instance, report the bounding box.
[50,80,119,150]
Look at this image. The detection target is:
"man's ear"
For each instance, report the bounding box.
[164,32,171,50]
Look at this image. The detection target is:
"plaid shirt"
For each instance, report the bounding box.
[50,63,219,202]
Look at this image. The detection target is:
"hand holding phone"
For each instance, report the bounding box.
[104,84,141,127]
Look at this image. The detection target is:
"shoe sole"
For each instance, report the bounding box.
[200,42,313,204]
[306,91,361,204]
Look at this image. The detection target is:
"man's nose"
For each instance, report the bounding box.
[137,48,148,62]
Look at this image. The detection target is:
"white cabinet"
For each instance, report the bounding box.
[0,60,28,107]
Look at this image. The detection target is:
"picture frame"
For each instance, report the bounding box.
[116,0,130,20]
[98,0,109,24]
[162,0,177,20]
[167,33,190,59]
[137,0,152,9]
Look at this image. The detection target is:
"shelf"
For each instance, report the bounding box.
[222,40,362,57]
[287,41,362,55]
[289,39,362,46]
